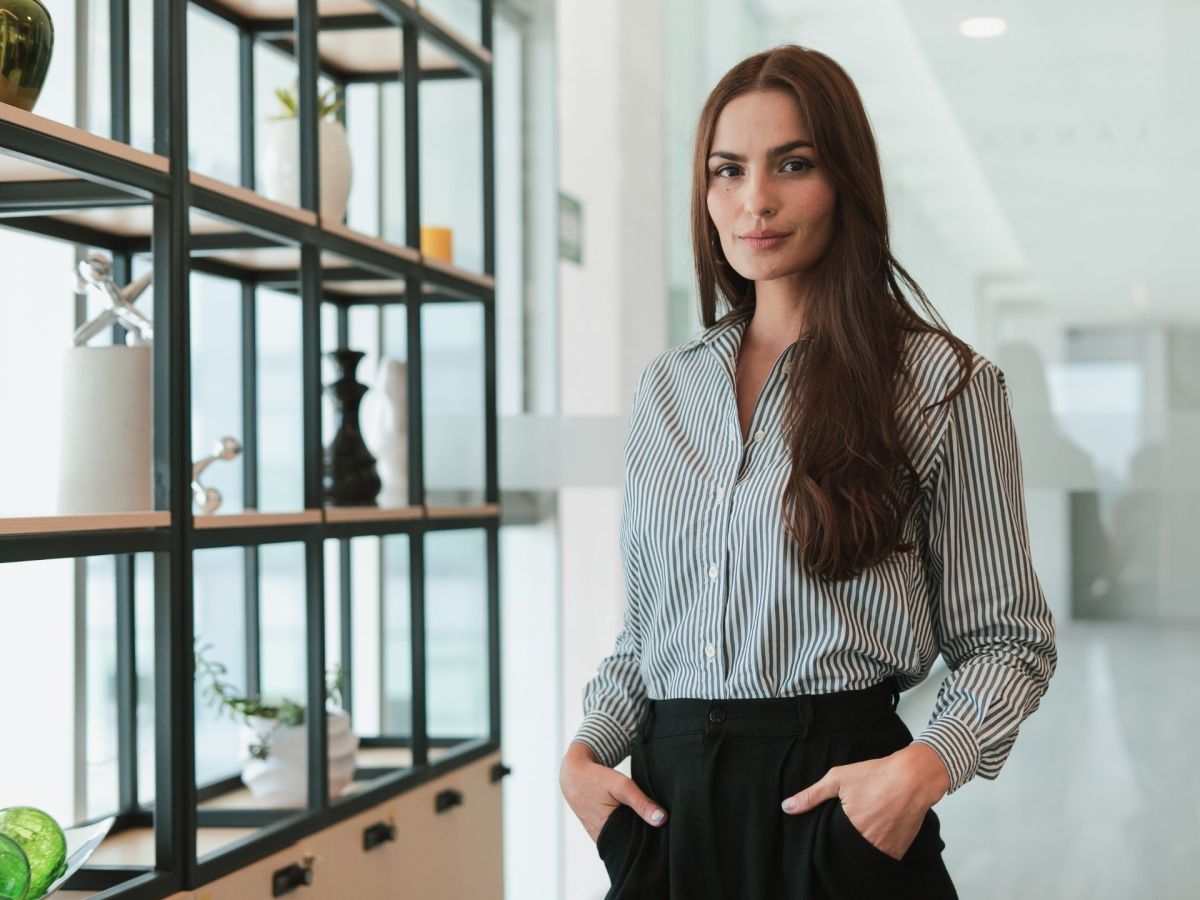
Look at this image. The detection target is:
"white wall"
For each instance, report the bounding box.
[555,1,668,899]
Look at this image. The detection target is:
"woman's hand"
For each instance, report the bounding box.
[560,741,668,842]
[780,742,951,860]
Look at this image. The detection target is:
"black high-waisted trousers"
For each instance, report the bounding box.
[595,677,959,899]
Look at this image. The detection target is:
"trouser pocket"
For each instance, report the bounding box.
[595,804,631,860]
[819,794,957,899]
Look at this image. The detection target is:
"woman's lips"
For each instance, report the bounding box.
[740,233,789,250]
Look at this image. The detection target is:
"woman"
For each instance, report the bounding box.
[559,44,1057,900]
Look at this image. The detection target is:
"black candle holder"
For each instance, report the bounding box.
[324,348,382,506]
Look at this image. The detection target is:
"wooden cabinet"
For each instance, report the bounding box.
[385,750,504,900]
[450,751,505,900]
[190,750,504,900]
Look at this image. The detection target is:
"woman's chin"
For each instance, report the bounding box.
[735,261,800,283]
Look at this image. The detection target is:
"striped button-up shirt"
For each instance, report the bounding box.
[571,305,1057,796]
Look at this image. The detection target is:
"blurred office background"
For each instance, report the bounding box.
[0,0,1192,897]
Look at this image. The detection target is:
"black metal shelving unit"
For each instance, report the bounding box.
[0,0,500,896]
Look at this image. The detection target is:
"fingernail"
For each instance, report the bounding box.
[650,808,665,824]
[781,798,798,812]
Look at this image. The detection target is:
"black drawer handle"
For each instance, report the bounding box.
[490,762,512,783]
[272,861,313,896]
[363,820,397,852]
[435,788,464,813]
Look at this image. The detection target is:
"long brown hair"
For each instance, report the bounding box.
[690,44,974,581]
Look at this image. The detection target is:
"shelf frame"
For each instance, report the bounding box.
[0,0,501,895]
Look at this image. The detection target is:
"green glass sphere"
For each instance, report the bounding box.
[0,834,29,900]
[0,808,64,900]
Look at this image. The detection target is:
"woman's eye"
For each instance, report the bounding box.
[711,160,812,178]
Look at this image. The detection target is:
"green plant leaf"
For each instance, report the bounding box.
[274,85,298,118]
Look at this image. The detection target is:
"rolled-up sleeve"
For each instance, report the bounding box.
[913,359,1058,796]
[569,373,651,768]
[569,585,647,768]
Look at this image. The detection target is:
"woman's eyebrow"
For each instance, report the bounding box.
[707,139,814,162]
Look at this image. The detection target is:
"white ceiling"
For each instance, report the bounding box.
[754,0,1200,318]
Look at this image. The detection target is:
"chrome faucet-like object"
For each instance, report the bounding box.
[192,437,243,514]
[72,251,154,347]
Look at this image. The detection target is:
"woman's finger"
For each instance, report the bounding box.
[612,774,668,825]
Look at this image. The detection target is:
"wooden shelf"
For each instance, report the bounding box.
[357,745,416,767]
[197,245,357,273]
[0,506,495,537]
[325,503,501,523]
[192,0,493,76]
[322,220,420,263]
[85,825,256,867]
[0,165,489,297]
[191,171,319,227]
[0,104,168,176]
[53,204,240,239]
[422,255,495,291]
[422,503,500,520]
[323,505,424,524]
[194,244,303,271]
[198,785,300,811]
[193,510,323,529]
[0,512,170,536]
[313,25,464,77]
[323,276,409,299]
[0,154,76,182]
[202,0,391,20]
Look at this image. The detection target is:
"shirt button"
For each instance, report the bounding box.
[708,706,727,724]
[704,642,715,658]
[714,485,725,503]
[753,430,766,443]
[708,564,719,579]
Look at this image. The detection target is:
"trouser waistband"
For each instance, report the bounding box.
[640,676,901,741]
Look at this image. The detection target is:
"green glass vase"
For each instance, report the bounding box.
[0,833,28,900]
[0,0,54,113]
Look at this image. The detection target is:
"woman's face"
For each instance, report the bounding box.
[706,89,837,286]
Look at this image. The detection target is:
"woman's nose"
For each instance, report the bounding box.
[742,171,777,218]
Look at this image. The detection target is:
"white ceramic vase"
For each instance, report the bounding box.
[57,345,152,514]
[239,708,358,805]
[362,358,409,507]
[259,117,353,224]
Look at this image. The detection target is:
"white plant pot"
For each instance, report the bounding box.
[239,708,359,805]
[260,117,353,224]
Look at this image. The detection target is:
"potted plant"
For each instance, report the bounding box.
[194,640,358,805]
[259,80,353,224]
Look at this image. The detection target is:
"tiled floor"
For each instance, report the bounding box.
[898,618,1200,899]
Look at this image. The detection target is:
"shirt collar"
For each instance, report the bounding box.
[682,304,805,384]
[681,304,756,352]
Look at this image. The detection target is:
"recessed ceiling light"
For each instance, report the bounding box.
[960,16,1007,38]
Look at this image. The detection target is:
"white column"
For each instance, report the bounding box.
[556,1,668,898]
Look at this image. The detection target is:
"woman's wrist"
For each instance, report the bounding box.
[567,739,600,765]
[894,741,951,807]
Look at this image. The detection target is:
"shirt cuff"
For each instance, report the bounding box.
[570,709,634,769]
[913,715,982,796]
